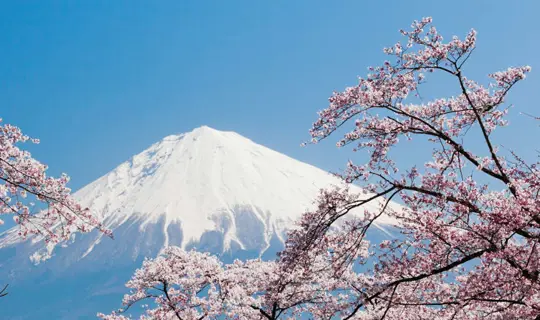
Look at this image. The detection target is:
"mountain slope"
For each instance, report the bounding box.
[0,126,398,319]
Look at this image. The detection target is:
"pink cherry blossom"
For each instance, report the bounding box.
[287,16,539,319]
[0,119,111,243]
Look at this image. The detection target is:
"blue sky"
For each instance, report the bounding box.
[1,0,538,195]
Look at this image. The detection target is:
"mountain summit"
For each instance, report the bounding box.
[0,127,398,318]
[2,126,397,267]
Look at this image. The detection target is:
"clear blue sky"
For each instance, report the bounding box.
[1,1,538,194]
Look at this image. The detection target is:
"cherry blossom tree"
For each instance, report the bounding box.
[0,119,111,295]
[99,246,362,319]
[278,17,539,319]
[0,119,111,240]
[103,18,539,319]
[97,247,223,320]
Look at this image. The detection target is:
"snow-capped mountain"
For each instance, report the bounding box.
[0,126,398,319]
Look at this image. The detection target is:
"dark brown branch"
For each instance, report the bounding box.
[0,284,8,298]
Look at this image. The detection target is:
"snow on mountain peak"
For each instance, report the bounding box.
[0,127,398,265]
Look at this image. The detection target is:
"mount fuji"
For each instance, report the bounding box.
[0,126,398,319]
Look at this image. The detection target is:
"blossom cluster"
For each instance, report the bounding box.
[0,119,111,243]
